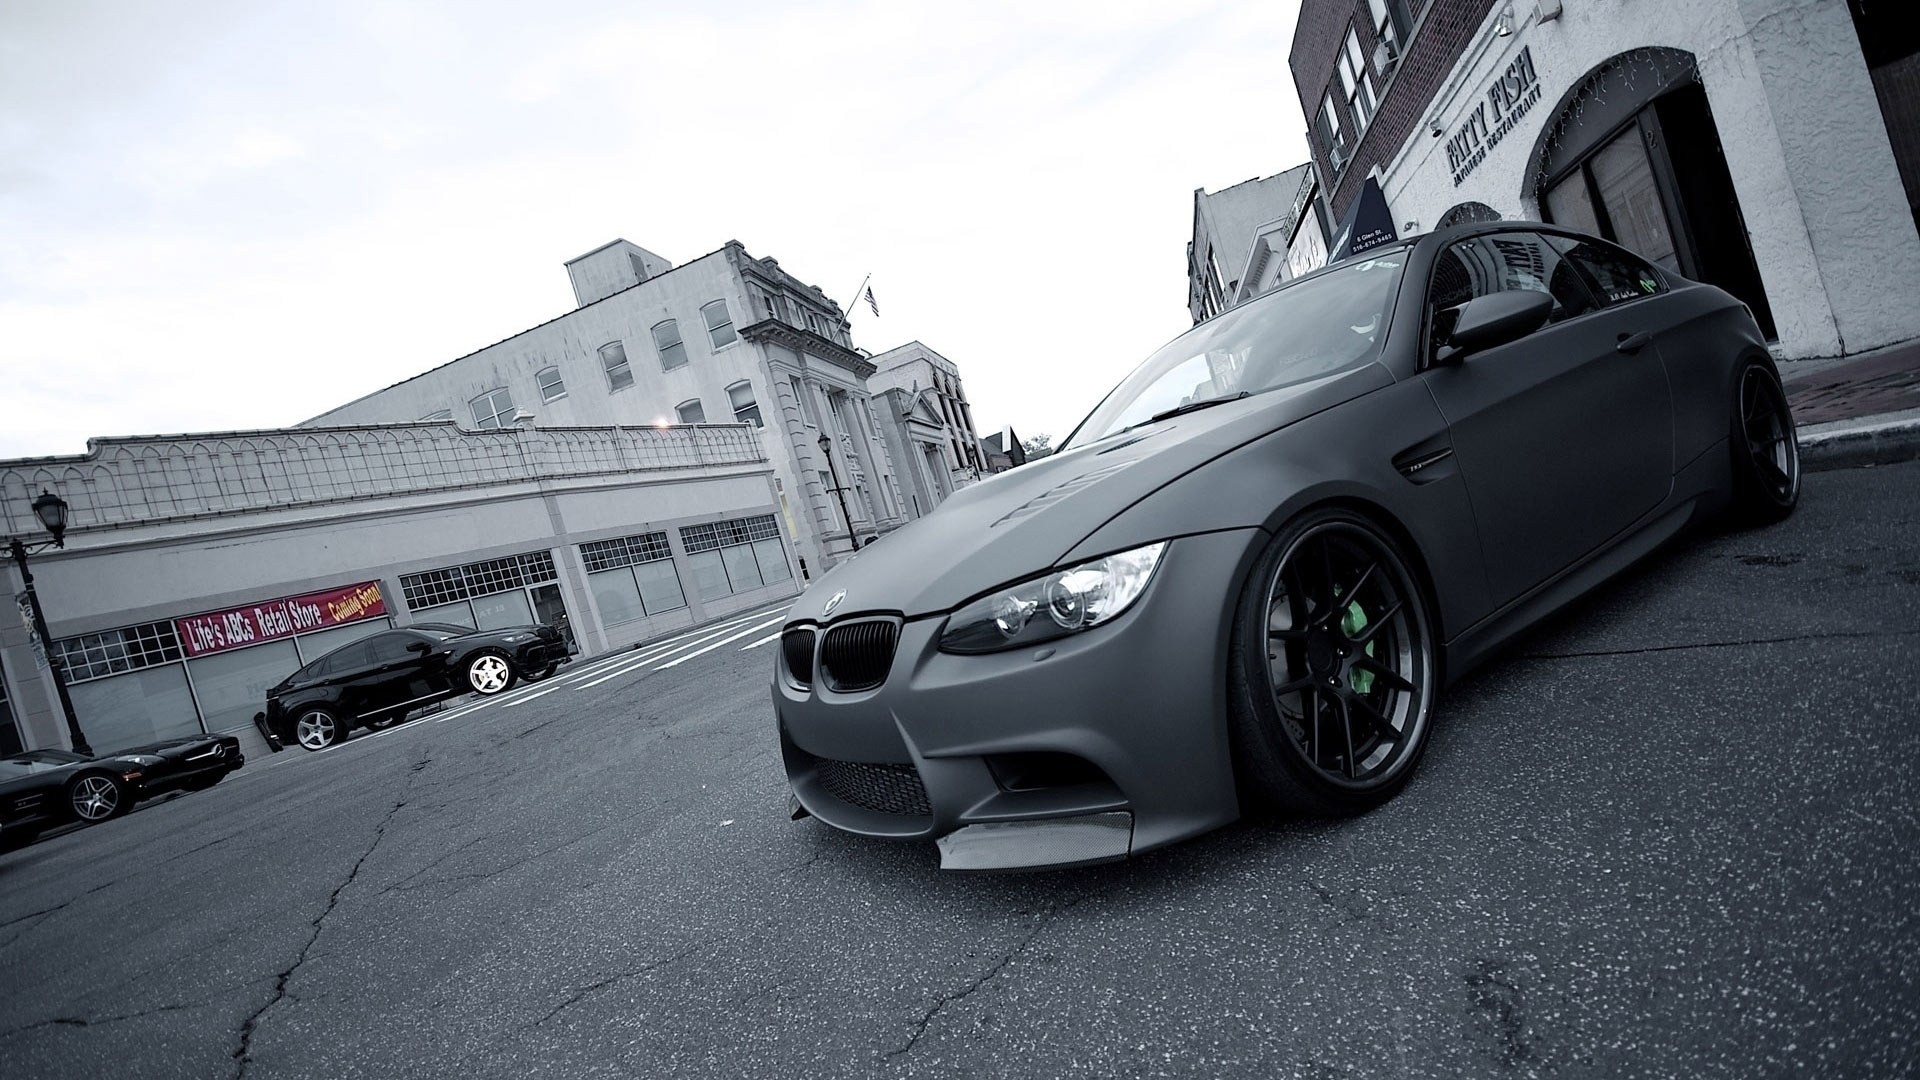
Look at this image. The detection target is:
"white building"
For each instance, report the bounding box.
[1186,165,1317,323]
[0,422,798,757]
[1290,0,1920,361]
[310,239,911,573]
[864,341,983,519]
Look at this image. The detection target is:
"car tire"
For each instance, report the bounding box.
[68,772,132,823]
[293,707,345,752]
[1227,506,1439,816]
[1728,358,1800,524]
[464,650,516,696]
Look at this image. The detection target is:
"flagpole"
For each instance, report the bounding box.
[842,272,871,318]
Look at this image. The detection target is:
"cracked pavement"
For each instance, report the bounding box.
[0,459,1915,1078]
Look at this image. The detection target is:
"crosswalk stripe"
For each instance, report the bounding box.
[655,614,789,669]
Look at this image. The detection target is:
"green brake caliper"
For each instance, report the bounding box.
[1341,600,1375,695]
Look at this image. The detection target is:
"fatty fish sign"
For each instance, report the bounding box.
[175,581,387,658]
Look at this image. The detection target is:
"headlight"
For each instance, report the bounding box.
[502,633,534,643]
[938,542,1167,654]
[126,755,165,767]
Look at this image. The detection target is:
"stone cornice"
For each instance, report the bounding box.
[739,319,876,378]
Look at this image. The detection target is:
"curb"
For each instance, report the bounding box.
[1796,414,1920,471]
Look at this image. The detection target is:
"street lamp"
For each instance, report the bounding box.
[817,432,857,556]
[8,488,90,755]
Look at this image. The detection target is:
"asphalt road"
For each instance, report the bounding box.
[2,460,1916,1079]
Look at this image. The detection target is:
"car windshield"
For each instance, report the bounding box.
[1062,250,1406,449]
[410,626,469,640]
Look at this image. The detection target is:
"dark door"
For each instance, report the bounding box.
[529,583,574,653]
[1421,231,1675,606]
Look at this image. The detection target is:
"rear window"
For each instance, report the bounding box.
[1545,234,1667,307]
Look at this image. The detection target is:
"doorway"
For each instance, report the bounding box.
[530,583,575,653]
[1533,49,1776,339]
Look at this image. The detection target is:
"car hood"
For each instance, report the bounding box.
[791,363,1392,621]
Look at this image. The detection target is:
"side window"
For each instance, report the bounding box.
[362,634,417,664]
[1427,232,1595,349]
[599,342,635,390]
[702,300,737,349]
[652,320,687,371]
[1545,234,1668,307]
[319,641,373,675]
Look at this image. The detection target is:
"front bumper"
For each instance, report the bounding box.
[774,529,1262,869]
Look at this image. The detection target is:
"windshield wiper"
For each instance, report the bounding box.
[1147,391,1250,425]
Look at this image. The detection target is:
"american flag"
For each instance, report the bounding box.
[864,286,879,317]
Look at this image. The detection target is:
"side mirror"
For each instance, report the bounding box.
[406,641,432,654]
[1440,289,1554,360]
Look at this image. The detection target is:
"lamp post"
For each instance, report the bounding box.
[8,489,90,755]
[817,432,857,557]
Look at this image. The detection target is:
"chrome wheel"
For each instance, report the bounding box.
[296,709,340,751]
[468,654,512,694]
[1259,519,1434,792]
[70,775,123,822]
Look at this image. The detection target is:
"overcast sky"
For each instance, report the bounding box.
[0,0,1309,461]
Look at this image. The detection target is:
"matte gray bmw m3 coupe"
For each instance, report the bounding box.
[774,222,1800,871]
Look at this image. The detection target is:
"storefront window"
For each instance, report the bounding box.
[68,665,200,752]
[294,618,394,661]
[1588,128,1680,270]
[188,640,301,734]
[471,589,534,630]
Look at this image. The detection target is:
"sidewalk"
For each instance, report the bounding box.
[1781,338,1920,468]
[1782,338,1920,425]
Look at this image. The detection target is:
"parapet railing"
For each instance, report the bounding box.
[0,422,766,536]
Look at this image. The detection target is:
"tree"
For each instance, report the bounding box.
[1021,433,1053,460]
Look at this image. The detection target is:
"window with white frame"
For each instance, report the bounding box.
[599,342,634,390]
[702,300,736,348]
[1319,91,1345,162]
[675,398,706,424]
[536,366,566,402]
[470,387,516,428]
[1368,0,1399,75]
[727,380,761,426]
[1338,26,1376,136]
[653,320,687,371]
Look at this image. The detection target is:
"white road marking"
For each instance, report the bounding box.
[654,614,790,669]
[575,608,792,688]
[552,605,790,687]
[740,630,783,651]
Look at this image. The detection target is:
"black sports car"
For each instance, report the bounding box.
[775,222,1799,871]
[0,734,245,851]
[263,623,569,751]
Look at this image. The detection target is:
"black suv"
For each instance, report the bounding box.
[263,624,568,751]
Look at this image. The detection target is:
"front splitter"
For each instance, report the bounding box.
[933,811,1133,871]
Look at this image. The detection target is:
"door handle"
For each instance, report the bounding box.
[1615,331,1651,354]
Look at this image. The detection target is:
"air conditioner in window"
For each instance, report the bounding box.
[1374,37,1400,77]
[1329,143,1351,173]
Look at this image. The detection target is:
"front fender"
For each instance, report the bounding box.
[1061,376,1491,645]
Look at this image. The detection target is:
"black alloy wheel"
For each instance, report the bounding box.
[1230,508,1437,815]
[69,773,130,823]
[1730,360,1800,523]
